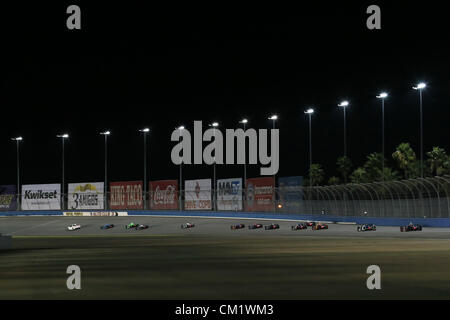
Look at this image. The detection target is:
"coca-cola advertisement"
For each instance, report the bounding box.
[110,181,143,209]
[150,180,179,210]
[245,177,275,212]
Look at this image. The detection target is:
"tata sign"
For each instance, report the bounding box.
[21,184,61,210]
[68,182,104,210]
[217,178,242,211]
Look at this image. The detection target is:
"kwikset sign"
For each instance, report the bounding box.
[21,184,61,210]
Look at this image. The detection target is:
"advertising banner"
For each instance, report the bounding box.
[217,178,243,211]
[185,179,212,210]
[149,180,178,210]
[21,184,61,210]
[110,181,143,210]
[278,176,303,211]
[0,185,17,211]
[245,177,275,212]
[68,182,104,210]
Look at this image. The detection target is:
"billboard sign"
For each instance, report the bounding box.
[110,181,143,210]
[0,185,17,211]
[68,182,104,210]
[278,176,303,211]
[217,178,242,211]
[245,177,275,212]
[21,184,61,210]
[185,179,212,210]
[149,180,178,210]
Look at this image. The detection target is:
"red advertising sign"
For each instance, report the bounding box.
[110,181,143,209]
[150,180,179,210]
[245,177,275,212]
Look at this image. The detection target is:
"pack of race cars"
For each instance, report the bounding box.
[66,221,424,232]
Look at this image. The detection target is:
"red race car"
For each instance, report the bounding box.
[305,221,316,227]
[264,223,280,230]
[400,224,422,232]
[181,223,195,229]
[231,224,245,230]
[292,223,308,230]
[248,223,263,230]
[312,223,328,230]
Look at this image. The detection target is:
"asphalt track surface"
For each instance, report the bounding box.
[2,216,450,238]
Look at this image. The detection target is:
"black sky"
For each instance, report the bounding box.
[1,2,449,186]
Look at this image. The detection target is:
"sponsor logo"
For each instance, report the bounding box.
[24,190,58,199]
[63,211,128,217]
[153,185,176,205]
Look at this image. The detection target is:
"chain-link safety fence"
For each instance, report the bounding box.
[5,176,450,219]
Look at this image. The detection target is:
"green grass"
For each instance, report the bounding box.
[1,235,450,299]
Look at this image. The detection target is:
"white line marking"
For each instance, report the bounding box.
[8,219,60,235]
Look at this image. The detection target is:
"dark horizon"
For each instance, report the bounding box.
[1,2,449,186]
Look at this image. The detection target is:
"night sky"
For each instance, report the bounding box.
[1,2,449,186]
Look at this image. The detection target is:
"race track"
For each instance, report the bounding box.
[1,216,450,238]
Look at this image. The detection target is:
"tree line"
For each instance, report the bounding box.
[306,143,450,186]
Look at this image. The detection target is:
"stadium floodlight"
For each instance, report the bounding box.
[57,134,69,209]
[239,119,249,187]
[338,101,349,162]
[338,101,349,108]
[413,82,426,90]
[413,82,427,178]
[11,137,23,208]
[304,108,315,169]
[209,122,219,127]
[376,92,388,99]
[177,126,185,130]
[100,130,111,208]
[376,92,388,179]
[140,128,150,209]
[268,115,278,120]
[239,119,248,124]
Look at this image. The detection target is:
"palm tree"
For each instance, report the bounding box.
[350,167,368,184]
[328,176,341,186]
[337,156,352,183]
[363,153,384,181]
[309,164,325,186]
[427,147,449,176]
[392,143,417,179]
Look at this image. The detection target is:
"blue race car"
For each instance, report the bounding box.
[101,224,114,230]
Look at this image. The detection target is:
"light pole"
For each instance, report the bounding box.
[177,125,185,211]
[139,128,150,209]
[304,109,314,170]
[11,137,23,210]
[376,92,388,180]
[338,101,349,158]
[239,119,248,188]
[100,131,111,209]
[209,122,219,211]
[268,115,278,211]
[57,134,69,209]
[413,82,426,178]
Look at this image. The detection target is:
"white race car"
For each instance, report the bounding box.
[67,224,81,231]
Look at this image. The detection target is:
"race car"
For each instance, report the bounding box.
[181,223,195,229]
[291,223,308,230]
[136,224,149,230]
[67,224,81,231]
[231,224,245,230]
[264,223,280,230]
[248,223,263,230]
[125,222,139,229]
[312,223,328,230]
[305,221,316,227]
[357,224,376,232]
[400,224,422,232]
[100,224,114,230]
